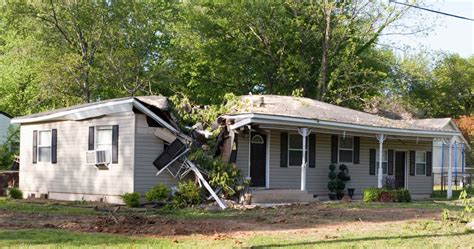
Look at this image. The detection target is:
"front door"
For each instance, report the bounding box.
[395,151,406,188]
[250,133,266,187]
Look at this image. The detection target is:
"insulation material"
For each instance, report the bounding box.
[154,127,177,143]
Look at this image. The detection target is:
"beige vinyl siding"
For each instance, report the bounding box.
[19,112,135,201]
[133,114,177,193]
[0,114,11,144]
[235,132,249,177]
[237,129,433,197]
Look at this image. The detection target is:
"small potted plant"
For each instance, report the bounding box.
[327,164,337,200]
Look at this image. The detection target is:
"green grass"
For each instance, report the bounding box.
[0,198,97,216]
[330,200,466,211]
[0,221,472,248]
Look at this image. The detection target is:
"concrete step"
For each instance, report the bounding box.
[251,189,318,204]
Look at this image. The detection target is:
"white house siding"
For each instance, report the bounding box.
[237,130,433,199]
[19,112,135,204]
[0,114,11,145]
[133,114,177,193]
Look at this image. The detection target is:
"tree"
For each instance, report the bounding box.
[1,1,175,108]
[168,1,417,109]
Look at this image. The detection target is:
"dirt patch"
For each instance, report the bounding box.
[0,203,442,237]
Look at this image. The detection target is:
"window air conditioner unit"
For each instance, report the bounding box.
[86,150,110,170]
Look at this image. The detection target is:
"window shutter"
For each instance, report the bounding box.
[409,151,416,176]
[369,149,375,175]
[426,151,432,176]
[309,134,316,168]
[280,132,288,167]
[331,135,338,163]
[112,125,119,164]
[353,136,360,164]
[88,126,95,151]
[387,149,394,175]
[32,130,37,164]
[51,129,57,164]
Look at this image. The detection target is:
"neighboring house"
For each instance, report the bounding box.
[433,135,469,186]
[11,96,183,204]
[0,111,12,145]
[222,95,469,200]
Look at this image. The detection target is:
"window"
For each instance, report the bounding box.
[38,130,51,162]
[96,126,113,162]
[251,135,264,144]
[338,136,353,163]
[376,149,388,175]
[288,134,308,166]
[415,151,426,175]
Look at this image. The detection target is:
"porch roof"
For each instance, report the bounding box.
[224,95,468,146]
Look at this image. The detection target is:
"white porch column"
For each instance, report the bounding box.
[376,134,386,188]
[447,136,454,199]
[298,128,311,191]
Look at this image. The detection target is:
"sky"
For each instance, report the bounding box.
[380,0,474,58]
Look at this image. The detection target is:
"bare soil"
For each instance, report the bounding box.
[0,202,442,238]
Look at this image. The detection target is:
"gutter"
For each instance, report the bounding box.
[227,113,463,139]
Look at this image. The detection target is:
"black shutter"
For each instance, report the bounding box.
[387,149,394,175]
[426,151,432,176]
[33,130,37,164]
[309,134,316,168]
[51,129,57,164]
[353,136,360,164]
[369,149,375,175]
[409,150,416,176]
[112,125,119,164]
[280,132,288,167]
[88,126,95,151]
[331,135,338,163]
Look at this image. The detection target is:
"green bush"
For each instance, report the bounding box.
[145,183,171,202]
[363,187,380,202]
[173,180,202,208]
[188,149,242,198]
[363,188,411,203]
[392,189,411,203]
[121,192,140,207]
[8,188,22,199]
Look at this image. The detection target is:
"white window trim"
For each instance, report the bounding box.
[415,151,426,176]
[338,136,354,164]
[375,149,388,175]
[287,133,308,167]
[37,129,52,163]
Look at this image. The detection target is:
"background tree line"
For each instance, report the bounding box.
[0,1,472,118]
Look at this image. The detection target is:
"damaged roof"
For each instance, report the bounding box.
[11,96,171,125]
[228,95,458,133]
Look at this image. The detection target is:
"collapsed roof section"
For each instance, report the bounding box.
[11,96,182,137]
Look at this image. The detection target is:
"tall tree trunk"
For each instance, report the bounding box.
[317,2,332,101]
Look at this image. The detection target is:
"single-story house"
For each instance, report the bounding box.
[222,95,470,200]
[11,96,183,203]
[0,111,12,145]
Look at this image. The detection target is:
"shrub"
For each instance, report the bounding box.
[173,181,201,208]
[8,188,22,199]
[382,176,396,190]
[379,191,393,202]
[188,149,242,198]
[145,184,171,202]
[363,188,411,203]
[121,192,140,207]
[392,189,411,203]
[363,187,380,202]
[327,164,337,193]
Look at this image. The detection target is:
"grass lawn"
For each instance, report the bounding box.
[0,197,472,248]
[0,221,472,248]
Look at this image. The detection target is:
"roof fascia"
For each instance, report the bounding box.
[227,113,461,138]
[11,99,135,124]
